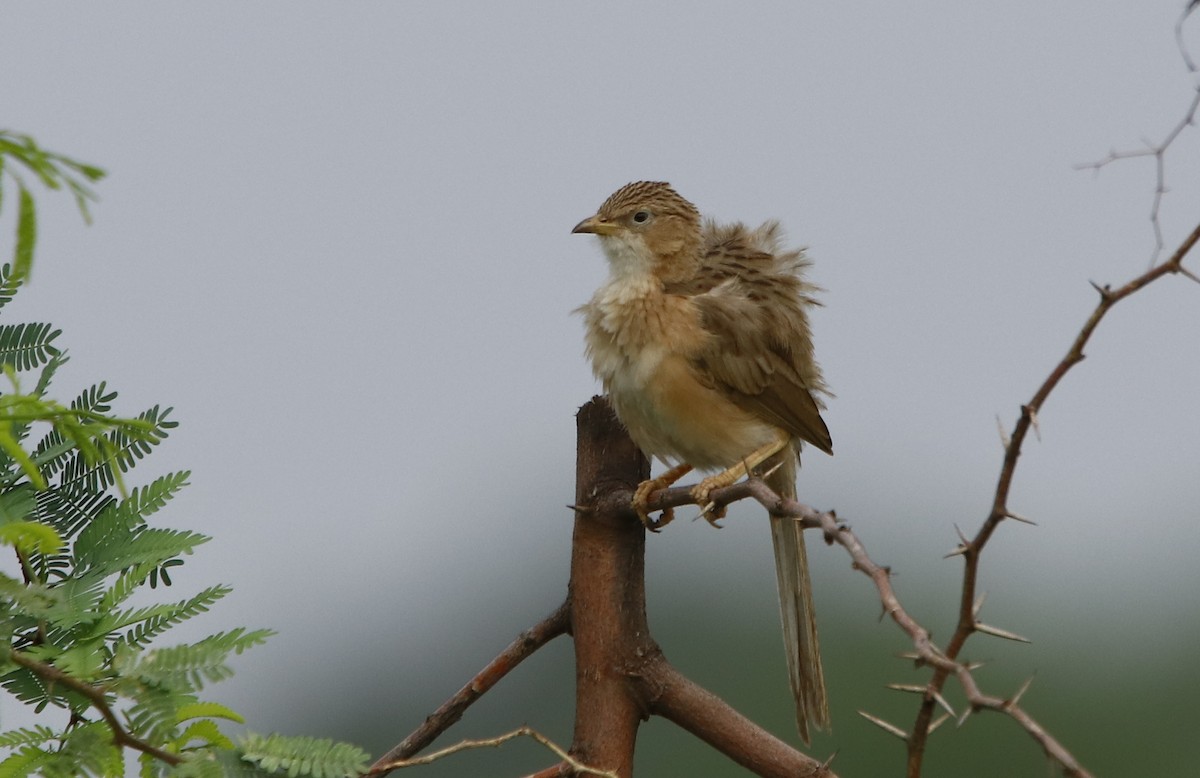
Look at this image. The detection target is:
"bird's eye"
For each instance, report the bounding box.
[632,210,651,224]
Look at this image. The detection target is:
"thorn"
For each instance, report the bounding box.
[694,504,723,528]
[972,592,987,618]
[956,705,974,728]
[943,545,968,559]
[1088,279,1113,300]
[819,750,839,773]
[1025,405,1041,442]
[974,621,1031,643]
[857,710,909,741]
[926,712,952,735]
[1002,510,1037,526]
[896,651,921,662]
[965,659,986,671]
[995,415,1011,450]
[761,460,784,481]
[953,523,970,545]
[932,690,956,718]
[1178,264,1200,286]
[883,684,955,717]
[1009,675,1036,707]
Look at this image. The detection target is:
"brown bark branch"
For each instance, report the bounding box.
[377,400,833,777]
[568,398,653,778]
[7,650,182,766]
[571,398,833,778]
[646,656,833,778]
[368,600,571,775]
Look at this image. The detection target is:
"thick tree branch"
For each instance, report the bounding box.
[378,400,835,778]
[646,656,833,778]
[569,399,834,778]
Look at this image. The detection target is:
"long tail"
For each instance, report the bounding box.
[766,450,829,744]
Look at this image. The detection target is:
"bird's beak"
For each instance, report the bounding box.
[572,214,619,236]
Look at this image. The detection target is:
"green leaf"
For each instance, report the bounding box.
[0,745,55,778]
[0,323,62,372]
[114,628,274,692]
[0,520,63,554]
[0,484,35,523]
[238,733,370,778]
[96,584,231,649]
[175,719,234,750]
[176,701,246,725]
[0,725,58,749]
[0,263,25,311]
[13,185,36,281]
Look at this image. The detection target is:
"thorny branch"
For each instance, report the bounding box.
[642,480,1092,776]
[899,219,1200,776]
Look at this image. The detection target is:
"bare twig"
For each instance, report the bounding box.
[1075,78,1200,265]
[370,725,619,777]
[368,600,571,775]
[7,650,182,766]
[1176,1,1199,72]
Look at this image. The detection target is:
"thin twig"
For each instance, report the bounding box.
[369,600,571,775]
[7,650,182,766]
[1074,85,1200,265]
[371,725,618,777]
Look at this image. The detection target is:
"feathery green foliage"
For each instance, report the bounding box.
[0,134,369,776]
[239,735,371,778]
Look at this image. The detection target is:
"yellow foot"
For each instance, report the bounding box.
[691,477,731,527]
[632,463,693,532]
[690,433,793,527]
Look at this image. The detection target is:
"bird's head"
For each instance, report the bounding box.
[573,181,702,281]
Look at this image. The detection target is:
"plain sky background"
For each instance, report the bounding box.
[3,2,1200,775]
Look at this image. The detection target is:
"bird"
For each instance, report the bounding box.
[572,180,833,743]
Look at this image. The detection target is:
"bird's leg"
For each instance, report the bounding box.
[633,463,693,531]
[692,433,790,526]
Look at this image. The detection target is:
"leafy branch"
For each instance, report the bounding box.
[0,130,105,282]
[0,132,370,778]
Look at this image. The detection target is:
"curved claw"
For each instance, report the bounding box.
[633,478,675,531]
[690,481,728,528]
[632,464,693,531]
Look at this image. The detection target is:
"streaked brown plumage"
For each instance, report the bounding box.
[573,181,833,742]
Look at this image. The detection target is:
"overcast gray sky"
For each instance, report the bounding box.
[3,3,1199,775]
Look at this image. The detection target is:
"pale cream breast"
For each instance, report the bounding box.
[583,277,780,470]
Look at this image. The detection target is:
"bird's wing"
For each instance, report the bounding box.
[668,220,833,454]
